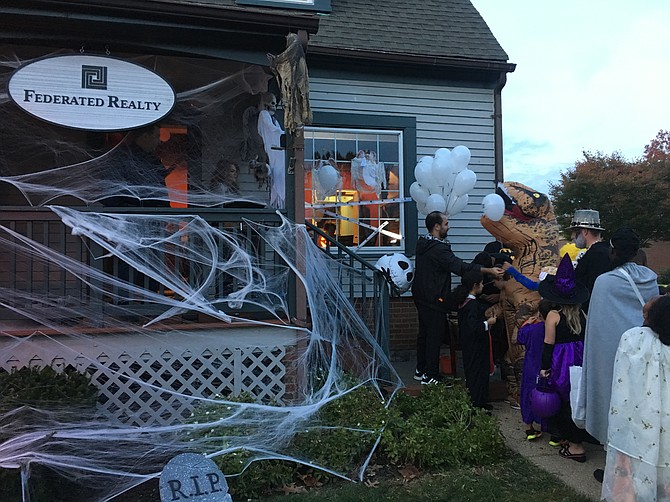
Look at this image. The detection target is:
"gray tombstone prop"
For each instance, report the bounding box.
[159,453,232,502]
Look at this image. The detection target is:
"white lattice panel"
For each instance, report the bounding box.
[0,327,297,426]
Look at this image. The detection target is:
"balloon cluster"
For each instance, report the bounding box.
[409,145,476,216]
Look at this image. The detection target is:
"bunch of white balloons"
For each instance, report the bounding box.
[409,145,477,216]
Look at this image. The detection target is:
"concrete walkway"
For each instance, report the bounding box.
[393,358,605,501]
[490,397,605,501]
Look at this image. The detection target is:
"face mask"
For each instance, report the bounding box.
[574,233,586,249]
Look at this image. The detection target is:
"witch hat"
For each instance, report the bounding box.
[537,253,589,305]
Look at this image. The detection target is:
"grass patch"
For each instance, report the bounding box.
[265,452,593,502]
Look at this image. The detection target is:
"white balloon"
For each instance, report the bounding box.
[447,193,468,216]
[416,200,427,215]
[428,181,447,199]
[452,168,477,196]
[435,148,452,166]
[424,193,447,214]
[431,156,453,186]
[318,164,340,195]
[414,159,436,188]
[482,193,505,221]
[409,181,430,204]
[452,145,471,171]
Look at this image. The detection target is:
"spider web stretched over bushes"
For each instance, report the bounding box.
[0,47,403,501]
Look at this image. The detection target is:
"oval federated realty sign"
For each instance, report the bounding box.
[8,54,176,131]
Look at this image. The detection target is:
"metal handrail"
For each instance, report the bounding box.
[305,221,391,365]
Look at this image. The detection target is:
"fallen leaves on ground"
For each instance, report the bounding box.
[399,465,421,483]
[277,483,307,495]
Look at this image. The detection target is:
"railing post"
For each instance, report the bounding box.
[374,271,391,381]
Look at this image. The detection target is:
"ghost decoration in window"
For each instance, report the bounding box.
[351,150,385,197]
[313,159,342,200]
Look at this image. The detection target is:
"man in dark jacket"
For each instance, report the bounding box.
[570,209,610,313]
[412,211,503,385]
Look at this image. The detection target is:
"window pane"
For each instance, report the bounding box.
[304,135,313,160]
[336,139,356,162]
[314,138,335,160]
[305,127,404,251]
[379,137,399,162]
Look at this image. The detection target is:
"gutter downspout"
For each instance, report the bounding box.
[493,67,514,184]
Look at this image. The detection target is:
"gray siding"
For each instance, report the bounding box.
[309,77,498,263]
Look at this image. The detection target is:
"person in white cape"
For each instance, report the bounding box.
[601,295,670,502]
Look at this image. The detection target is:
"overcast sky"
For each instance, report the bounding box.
[470,0,670,196]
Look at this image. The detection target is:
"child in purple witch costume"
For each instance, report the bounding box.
[538,253,590,463]
[517,299,554,440]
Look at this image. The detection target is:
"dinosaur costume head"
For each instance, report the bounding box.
[481,182,560,282]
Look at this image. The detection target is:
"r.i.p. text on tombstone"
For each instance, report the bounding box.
[160,453,232,502]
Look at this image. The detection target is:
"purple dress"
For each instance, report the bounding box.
[548,313,585,403]
[517,321,545,425]
[545,311,587,444]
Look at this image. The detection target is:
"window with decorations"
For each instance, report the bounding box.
[304,128,404,251]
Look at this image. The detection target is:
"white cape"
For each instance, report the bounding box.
[602,326,670,502]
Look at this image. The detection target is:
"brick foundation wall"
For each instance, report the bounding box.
[646,240,670,275]
[389,297,418,354]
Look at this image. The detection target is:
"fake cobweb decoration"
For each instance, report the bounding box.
[0,48,403,501]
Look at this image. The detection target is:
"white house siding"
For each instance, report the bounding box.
[309,77,498,264]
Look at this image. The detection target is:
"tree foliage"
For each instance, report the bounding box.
[549,134,670,244]
[644,129,670,162]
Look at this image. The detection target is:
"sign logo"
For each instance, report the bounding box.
[8,54,175,131]
[81,65,107,90]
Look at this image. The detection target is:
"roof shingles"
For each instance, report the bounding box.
[175,0,508,62]
[310,0,508,62]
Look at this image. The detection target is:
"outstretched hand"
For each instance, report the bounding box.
[484,266,504,280]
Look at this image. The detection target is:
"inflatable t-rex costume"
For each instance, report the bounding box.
[480,182,560,405]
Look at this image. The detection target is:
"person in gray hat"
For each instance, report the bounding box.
[570,209,611,313]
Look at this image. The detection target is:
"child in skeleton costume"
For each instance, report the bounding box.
[256,92,285,209]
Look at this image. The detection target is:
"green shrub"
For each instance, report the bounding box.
[658,268,670,285]
[291,383,390,473]
[381,384,506,469]
[0,365,98,411]
[186,381,506,500]
[0,365,99,502]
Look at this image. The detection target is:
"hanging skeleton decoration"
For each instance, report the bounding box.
[351,150,385,197]
[256,92,285,208]
[267,32,312,134]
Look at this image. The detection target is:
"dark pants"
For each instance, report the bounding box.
[461,330,490,407]
[415,302,448,379]
[549,401,590,444]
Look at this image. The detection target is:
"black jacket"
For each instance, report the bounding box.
[412,236,481,310]
[575,240,611,312]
